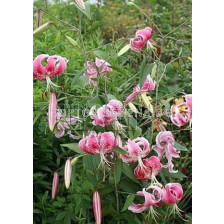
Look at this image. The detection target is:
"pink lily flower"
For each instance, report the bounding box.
[171,95,192,127]
[154,131,180,173]
[185,94,192,117]
[85,58,113,86]
[107,99,124,116]
[125,75,155,103]
[55,111,80,139]
[51,171,59,199]
[162,183,184,217]
[33,54,68,90]
[79,131,119,165]
[89,105,116,127]
[134,156,163,181]
[90,100,124,127]
[48,91,57,131]
[120,137,150,163]
[130,27,153,53]
[93,191,102,224]
[162,183,183,204]
[128,186,163,216]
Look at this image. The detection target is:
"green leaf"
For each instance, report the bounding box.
[88,96,102,107]
[63,214,71,224]
[133,127,142,138]
[174,142,188,151]
[114,147,128,155]
[94,50,109,61]
[139,62,154,88]
[56,211,67,221]
[151,63,157,79]
[121,194,135,212]
[61,143,85,154]
[65,35,77,47]
[122,163,139,183]
[76,2,91,19]
[72,67,86,85]
[117,44,130,56]
[125,116,137,128]
[161,168,187,179]
[114,159,123,184]
[106,94,117,100]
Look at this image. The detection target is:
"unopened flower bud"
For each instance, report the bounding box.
[51,171,59,199]
[64,158,72,189]
[93,191,102,224]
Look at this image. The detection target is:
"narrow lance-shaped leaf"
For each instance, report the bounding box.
[121,194,135,212]
[117,44,131,57]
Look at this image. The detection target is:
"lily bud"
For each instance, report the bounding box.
[51,171,59,199]
[127,2,135,6]
[36,9,42,28]
[75,0,85,10]
[140,93,154,114]
[64,158,72,189]
[33,21,52,36]
[48,91,57,131]
[128,102,138,114]
[93,191,102,224]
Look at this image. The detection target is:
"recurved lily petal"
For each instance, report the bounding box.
[48,91,57,131]
[154,131,180,173]
[107,99,123,116]
[33,54,67,81]
[128,186,162,213]
[64,158,72,189]
[185,94,192,117]
[52,171,59,199]
[162,183,183,204]
[93,191,102,224]
[134,156,163,181]
[120,137,150,163]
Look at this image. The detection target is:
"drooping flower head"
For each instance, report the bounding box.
[120,137,150,163]
[89,105,116,127]
[33,54,68,90]
[162,183,183,204]
[134,156,163,181]
[79,131,118,155]
[85,58,113,86]
[128,185,163,217]
[107,99,124,116]
[130,27,153,53]
[171,95,192,127]
[89,100,124,128]
[55,111,80,139]
[154,131,180,173]
[162,183,184,218]
[125,75,155,103]
[79,131,119,165]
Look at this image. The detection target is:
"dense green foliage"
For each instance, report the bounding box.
[33,0,192,223]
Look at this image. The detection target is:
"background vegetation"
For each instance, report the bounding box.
[33,0,192,223]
